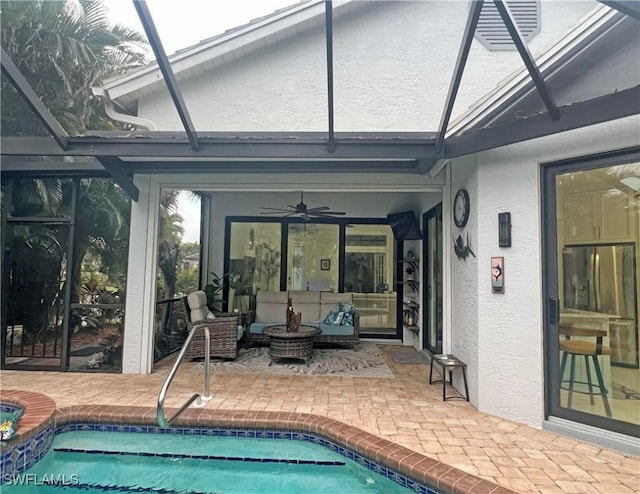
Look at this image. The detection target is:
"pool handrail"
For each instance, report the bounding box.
[157,323,212,428]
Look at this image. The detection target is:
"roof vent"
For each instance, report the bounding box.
[475,0,541,51]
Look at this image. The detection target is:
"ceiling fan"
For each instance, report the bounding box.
[260,192,346,220]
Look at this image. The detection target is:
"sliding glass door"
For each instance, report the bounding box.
[225,218,398,337]
[227,221,282,311]
[287,223,339,292]
[543,152,639,437]
[345,225,397,336]
[423,204,443,354]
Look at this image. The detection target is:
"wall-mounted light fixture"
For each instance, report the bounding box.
[498,212,511,247]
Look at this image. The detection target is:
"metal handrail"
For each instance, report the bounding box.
[157,323,212,428]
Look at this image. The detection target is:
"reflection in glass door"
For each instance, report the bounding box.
[545,157,639,436]
[345,224,397,336]
[423,204,443,354]
[227,222,282,310]
[287,223,338,292]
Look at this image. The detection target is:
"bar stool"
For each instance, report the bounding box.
[559,324,612,417]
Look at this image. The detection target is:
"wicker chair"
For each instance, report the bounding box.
[183,291,241,360]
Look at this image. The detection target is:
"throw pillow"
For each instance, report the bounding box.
[323,309,344,326]
[338,303,354,325]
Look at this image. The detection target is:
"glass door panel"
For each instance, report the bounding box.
[423,204,443,354]
[345,225,397,335]
[228,222,282,309]
[3,224,71,370]
[287,223,338,292]
[551,161,639,430]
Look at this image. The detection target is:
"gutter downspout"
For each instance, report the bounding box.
[92,86,158,131]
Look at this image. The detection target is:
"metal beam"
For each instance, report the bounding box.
[79,130,439,140]
[0,157,420,174]
[325,0,336,152]
[415,158,441,175]
[598,1,640,19]
[1,135,438,159]
[96,157,140,201]
[493,0,560,121]
[125,160,421,173]
[445,85,640,158]
[0,48,69,149]
[435,0,484,155]
[133,0,199,151]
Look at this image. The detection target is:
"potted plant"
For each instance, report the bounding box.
[259,242,280,291]
[204,272,227,313]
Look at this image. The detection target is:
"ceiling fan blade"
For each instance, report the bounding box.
[260,207,295,212]
[313,211,346,216]
[306,206,331,212]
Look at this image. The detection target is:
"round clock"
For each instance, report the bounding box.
[453,188,470,228]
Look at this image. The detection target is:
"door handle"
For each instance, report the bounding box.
[548,297,559,324]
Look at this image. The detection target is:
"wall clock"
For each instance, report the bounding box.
[453,188,470,228]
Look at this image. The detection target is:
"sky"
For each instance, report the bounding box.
[106,1,295,242]
[106,0,296,56]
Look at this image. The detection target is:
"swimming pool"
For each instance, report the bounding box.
[0,394,500,494]
[3,426,435,493]
[0,403,23,423]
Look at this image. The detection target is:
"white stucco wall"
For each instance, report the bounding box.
[448,155,480,404]
[467,115,640,427]
[122,175,160,374]
[135,1,596,132]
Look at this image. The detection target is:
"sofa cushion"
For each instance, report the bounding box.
[255,291,288,323]
[187,290,215,322]
[249,322,273,334]
[320,292,353,321]
[289,290,321,323]
[257,291,289,304]
[323,309,344,326]
[339,303,355,326]
[320,323,355,336]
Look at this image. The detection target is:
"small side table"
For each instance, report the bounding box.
[429,354,469,401]
[262,325,321,365]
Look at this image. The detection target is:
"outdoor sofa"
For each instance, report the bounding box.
[245,290,360,347]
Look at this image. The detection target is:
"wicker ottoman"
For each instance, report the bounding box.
[262,325,321,365]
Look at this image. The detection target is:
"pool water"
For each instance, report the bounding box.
[0,404,23,423]
[3,431,418,493]
[0,411,15,423]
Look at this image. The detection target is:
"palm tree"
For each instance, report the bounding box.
[1,1,148,360]
[157,191,184,299]
[1,0,148,135]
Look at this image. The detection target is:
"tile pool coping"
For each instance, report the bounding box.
[1,390,514,494]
